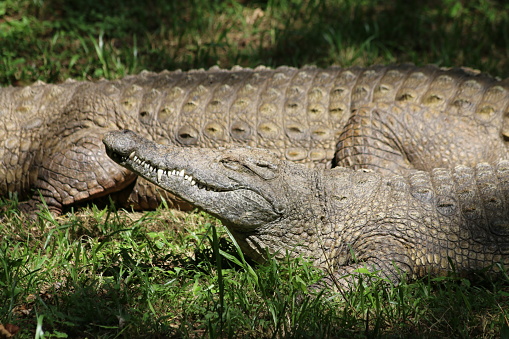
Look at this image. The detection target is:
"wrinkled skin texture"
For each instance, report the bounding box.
[104,130,509,285]
[2,65,509,215]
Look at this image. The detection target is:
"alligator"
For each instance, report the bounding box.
[103,129,509,285]
[2,64,509,215]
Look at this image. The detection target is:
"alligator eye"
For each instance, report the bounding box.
[220,157,278,180]
[254,161,277,170]
[221,159,246,171]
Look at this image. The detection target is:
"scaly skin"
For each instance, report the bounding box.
[103,130,509,285]
[1,65,508,215]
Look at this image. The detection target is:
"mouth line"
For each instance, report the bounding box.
[120,151,230,193]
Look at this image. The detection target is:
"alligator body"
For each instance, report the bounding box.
[104,130,509,284]
[1,64,509,215]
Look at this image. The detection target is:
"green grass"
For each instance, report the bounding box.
[2,0,509,85]
[2,200,509,338]
[2,0,509,337]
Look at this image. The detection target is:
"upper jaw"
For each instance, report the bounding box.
[103,129,233,191]
[121,149,234,193]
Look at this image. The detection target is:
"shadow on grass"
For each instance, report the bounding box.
[260,0,509,73]
[18,237,246,338]
[3,0,509,85]
[31,278,178,338]
[43,0,509,73]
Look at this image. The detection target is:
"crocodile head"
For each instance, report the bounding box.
[103,130,327,262]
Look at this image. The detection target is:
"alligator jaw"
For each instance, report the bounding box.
[125,150,229,193]
[103,130,287,229]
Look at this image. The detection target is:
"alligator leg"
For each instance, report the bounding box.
[293,236,415,293]
[334,102,508,175]
[18,129,138,216]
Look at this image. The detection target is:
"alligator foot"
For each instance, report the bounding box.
[19,129,138,217]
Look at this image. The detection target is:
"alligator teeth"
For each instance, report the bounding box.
[127,156,222,191]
